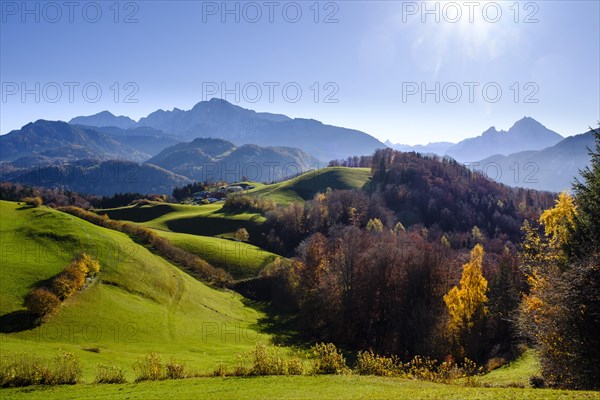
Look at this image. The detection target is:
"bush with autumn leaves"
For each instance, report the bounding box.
[24,254,101,319]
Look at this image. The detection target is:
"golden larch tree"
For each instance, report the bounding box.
[444,244,489,335]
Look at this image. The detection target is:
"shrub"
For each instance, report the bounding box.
[234,228,250,242]
[95,365,127,384]
[133,353,163,381]
[22,196,42,207]
[52,264,85,299]
[51,352,82,385]
[0,352,81,387]
[24,288,60,316]
[165,358,186,380]
[50,254,100,300]
[311,343,349,375]
[249,343,287,376]
[355,351,399,377]
[0,354,49,387]
[485,357,506,372]
[229,344,305,377]
[406,356,439,382]
[79,253,101,276]
[212,363,227,377]
[52,273,79,300]
[286,357,304,375]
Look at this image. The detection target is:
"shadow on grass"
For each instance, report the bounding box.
[242,299,312,349]
[96,203,176,222]
[0,310,38,333]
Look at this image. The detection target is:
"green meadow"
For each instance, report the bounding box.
[0,201,270,382]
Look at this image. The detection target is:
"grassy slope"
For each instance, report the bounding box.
[97,203,275,279]
[478,350,541,387]
[3,375,599,400]
[248,167,371,204]
[122,203,266,238]
[0,201,270,381]
[155,230,279,279]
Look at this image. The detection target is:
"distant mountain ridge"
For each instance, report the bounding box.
[475,130,595,193]
[69,98,387,161]
[445,117,563,162]
[70,111,137,129]
[385,141,455,155]
[0,120,147,163]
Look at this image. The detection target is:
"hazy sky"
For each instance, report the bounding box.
[1,1,598,144]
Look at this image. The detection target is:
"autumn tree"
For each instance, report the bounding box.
[519,127,600,389]
[444,244,489,361]
[539,192,577,250]
[25,288,60,317]
[366,218,383,232]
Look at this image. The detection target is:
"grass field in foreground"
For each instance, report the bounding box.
[3,375,599,400]
[0,201,272,381]
[249,167,371,204]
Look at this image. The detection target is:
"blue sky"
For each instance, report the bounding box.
[1,0,598,144]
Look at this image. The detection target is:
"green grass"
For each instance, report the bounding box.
[0,201,272,381]
[249,167,371,204]
[478,350,541,388]
[154,230,280,279]
[3,375,599,399]
[97,202,266,238]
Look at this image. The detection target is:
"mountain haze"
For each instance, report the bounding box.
[69,111,137,129]
[445,117,563,162]
[385,141,454,155]
[476,130,595,193]
[71,98,387,161]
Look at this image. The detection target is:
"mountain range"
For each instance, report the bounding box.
[475,130,595,193]
[445,117,564,162]
[0,120,322,195]
[386,117,564,163]
[384,117,595,192]
[0,102,594,195]
[69,98,386,161]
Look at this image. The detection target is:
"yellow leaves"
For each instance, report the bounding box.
[366,218,384,233]
[539,192,578,247]
[314,192,327,203]
[444,244,489,333]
